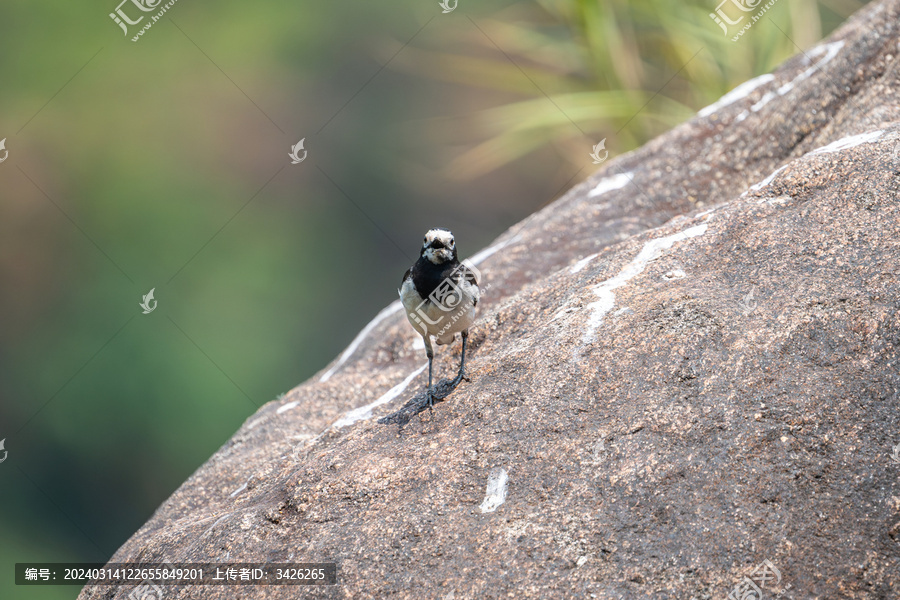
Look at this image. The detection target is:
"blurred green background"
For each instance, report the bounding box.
[0,0,868,597]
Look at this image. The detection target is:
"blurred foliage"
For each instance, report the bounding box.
[0,1,868,599]
[396,0,866,178]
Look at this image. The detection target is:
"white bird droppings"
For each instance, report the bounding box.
[479,467,509,514]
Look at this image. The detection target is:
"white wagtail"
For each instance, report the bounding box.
[399,228,480,409]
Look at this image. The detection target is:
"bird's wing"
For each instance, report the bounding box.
[460,264,479,286]
[398,268,412,293]
[457,263,480,306]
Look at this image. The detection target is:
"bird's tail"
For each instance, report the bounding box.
[435,333,455,346]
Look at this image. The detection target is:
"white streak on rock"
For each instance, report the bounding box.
[246,416,266,430]
[320,301,403,382]
[332,364,427,429]
[776,41,845,96]
[570,253,598,274]
[469,235,522,266]
[747,129,884,195]
[749,165,788,192]
[752,41,844,114]
[588,172,634,198]
[198,513,235,542]
[698,74,775,117]
[750,91,777,113]
[229,479,251,498]
[479,467,509,513]
[583,225,708,342]
[276,401,299,414]
[807,130,884,156]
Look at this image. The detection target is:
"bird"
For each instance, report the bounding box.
[399,228,480,410]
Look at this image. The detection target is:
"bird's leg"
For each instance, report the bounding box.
[424,335,435,411]
[449,330,469,389]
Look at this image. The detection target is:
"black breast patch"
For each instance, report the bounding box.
[411,257,460,301]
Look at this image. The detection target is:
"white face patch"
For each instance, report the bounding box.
[424,228,455,248]
[423,247,452,263]
[422,228,455,263]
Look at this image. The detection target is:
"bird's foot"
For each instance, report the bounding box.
[431,378,460,400]
[377,377,468,426]
[446,370,468,390]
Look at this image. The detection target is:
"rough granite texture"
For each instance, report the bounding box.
[81,1,900,598]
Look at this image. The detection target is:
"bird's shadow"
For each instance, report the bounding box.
[377,377,463,426]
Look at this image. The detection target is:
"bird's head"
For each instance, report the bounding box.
[421,228,457,264]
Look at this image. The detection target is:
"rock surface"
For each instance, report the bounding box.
[81,1,900,598]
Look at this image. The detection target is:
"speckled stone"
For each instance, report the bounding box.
[81,1,900,598]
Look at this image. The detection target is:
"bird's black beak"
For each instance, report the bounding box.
[428,240,447,250]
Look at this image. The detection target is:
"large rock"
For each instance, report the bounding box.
[82,1,900,598]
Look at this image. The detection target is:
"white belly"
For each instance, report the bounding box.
[400,277,478,344]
